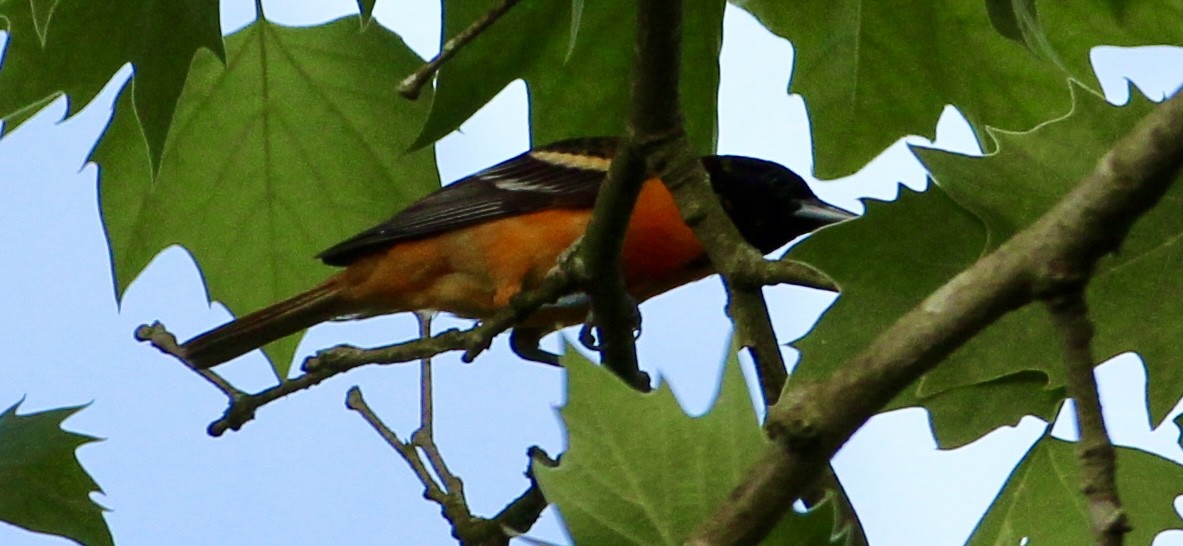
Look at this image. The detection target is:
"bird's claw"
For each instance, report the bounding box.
[577,295,643,352]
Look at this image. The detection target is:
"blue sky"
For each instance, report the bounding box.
[2,1,1183,545]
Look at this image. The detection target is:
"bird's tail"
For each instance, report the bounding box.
[180,279,346,369]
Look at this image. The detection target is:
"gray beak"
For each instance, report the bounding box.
[794,199,858,225]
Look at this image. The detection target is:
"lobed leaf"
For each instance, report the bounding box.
[914,85,1183,422]
[95,17,439,378]
[0,400,110,546]
[789,85,1183,445]
[968,435,1183,545]
[415,0,723,155]
[536,344,844,544]
[732,0,1182,179]
[0,0,224,170]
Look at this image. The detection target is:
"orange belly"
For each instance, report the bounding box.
[335,178,709,327]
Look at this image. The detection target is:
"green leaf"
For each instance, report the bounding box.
[95,17,439,379]
[968,435,1183,545]
[1041,0,1183,92]
[985,0,1037,46]
[789,85,1183,444]
[914,85,1183,422]
[788,180,1062,445]
[0,400,110,546]
[733,0,1076,178]
[415,0,723,154]
[787,184,988,387]
[536,344,842,545]
[0,0,224,171]
[919,372,1064,450]
[983,0,1068,69]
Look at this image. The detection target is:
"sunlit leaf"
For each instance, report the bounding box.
[536,345,843,544]
[95,17,438,378]
[968,435,1183,545]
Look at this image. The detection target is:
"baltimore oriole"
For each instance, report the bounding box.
[179,137,853,369]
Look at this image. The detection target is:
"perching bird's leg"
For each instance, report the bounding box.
[578,294,643,352]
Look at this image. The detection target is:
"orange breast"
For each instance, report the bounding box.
[621,179,709,297]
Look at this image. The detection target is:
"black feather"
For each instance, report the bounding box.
[317,138,617,266]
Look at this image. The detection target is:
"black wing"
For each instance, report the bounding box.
[317,138,617,266]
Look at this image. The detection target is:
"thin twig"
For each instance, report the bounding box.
[726,285,787,405]
[1046,291,1129,545]
[741,257,840,293]
[415,311,436,436]
[347,350,550,544]
[135,322,244,399]
[139,260,577,435]
[687,87,1183,546]
[494,481,548,536]
[397,0,524,100]
[346,386,447,501]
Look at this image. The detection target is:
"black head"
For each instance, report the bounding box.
[701,155,855,253]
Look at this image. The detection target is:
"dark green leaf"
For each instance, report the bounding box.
[1041,0,1183,92]
[733,0,1182,178]
[733,0,1075,178]
[968,435,1183,545]
[914,85,1183,422]
[919,372,1064,449]
[0,0,224,170]
[95,17,439,378]
[983,0,1066,67]
[790,85,1183,445]
[0,400,110,546]
[788,184,988,388]
[416,0,722,154]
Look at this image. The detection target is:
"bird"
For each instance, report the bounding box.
[178,137,854,369]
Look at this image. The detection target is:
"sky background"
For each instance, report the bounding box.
[2,1,1183,544]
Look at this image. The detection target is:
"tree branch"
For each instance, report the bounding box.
[575,142,649,389]
[343,310,552,545]
[135,323,244,399]
[346,386,484,544]
[688,87,1183,546]
[621,0,865,541]
[739,257,839,293]
[564,0,696,389]
[140,259,577,435]
[348,385,546,546]
[1046,291,1129,545]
